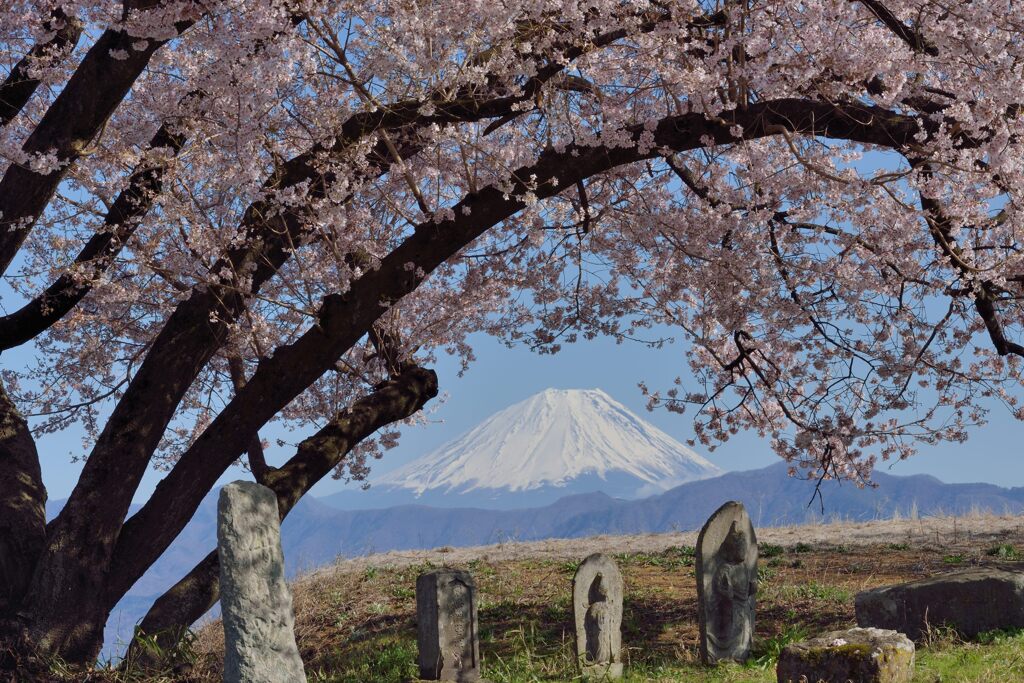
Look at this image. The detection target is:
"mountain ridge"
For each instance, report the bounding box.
[324,387,722,509]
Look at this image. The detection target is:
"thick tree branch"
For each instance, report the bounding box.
[916,168,1024,360]
[0,122,186,350]
[123,365,438,654]
[228,356,270,483]
[0,8,82,127]
[13,7,701,558]
[0,4,197,276]
[23,134,422,659]
[31,14,696,648]
[852,0,939,56]
[975,286,1024,357]
[0,10,308,351]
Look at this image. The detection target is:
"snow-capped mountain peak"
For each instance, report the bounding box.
[371,388,722,502]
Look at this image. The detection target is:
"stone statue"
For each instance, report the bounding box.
[696,501,758,664]
[573,553,623,679]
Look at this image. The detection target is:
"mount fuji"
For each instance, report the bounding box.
[321,388,723,509]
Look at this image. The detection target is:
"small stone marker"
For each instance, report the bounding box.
[417,568,481,682]
[696,500,758,664]
[855,567,1024,640]
[572,553,624,679]
[218,480,306,683]
[776,627,915,683]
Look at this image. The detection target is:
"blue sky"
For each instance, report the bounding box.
[15,324,1024,504]
[316,331,1024,494]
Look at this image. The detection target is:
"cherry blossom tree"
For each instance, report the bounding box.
[1,0,1023,669]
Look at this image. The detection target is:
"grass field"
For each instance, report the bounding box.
[172,521,1024,682]
[46,516,1024,681]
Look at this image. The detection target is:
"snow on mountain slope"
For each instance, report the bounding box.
[372,388,722,499]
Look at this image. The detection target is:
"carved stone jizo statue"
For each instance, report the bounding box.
[696,501,758,664]
[573,553,623,678]
[416,568,481,682]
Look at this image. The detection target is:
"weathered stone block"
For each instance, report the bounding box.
[572,553,624,679]
[855,567,1024,640]
[218,480,306,683]
[696,500,758,664]
[417,568,481,681]
[776,627,914,683]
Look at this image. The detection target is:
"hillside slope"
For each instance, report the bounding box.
[185,514,1024,683]
[97,463,1024,658]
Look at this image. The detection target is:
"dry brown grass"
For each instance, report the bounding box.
[176,514,1024,681]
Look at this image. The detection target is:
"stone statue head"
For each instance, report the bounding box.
[589,573,608,604]
[720,520,748,563]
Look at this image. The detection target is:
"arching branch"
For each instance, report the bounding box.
[0,122,186,350]
[122,364,438,658]
[0,3,198,276]
[0,8,82,127]
[852,0,939,56]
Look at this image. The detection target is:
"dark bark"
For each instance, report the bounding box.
[127,552,219,665]
[0,0,947,669]
[0,8,83,127]
[228,356,270,482]
[0,384,44,617]
[11,14,306,656]
[3,5,919,658]
[26,72,558,657]
[0,9,195,276]
[0,122,186,350]
[127,366,438,660]
[18,95,922,663]
[28,17,699,619]
[0,382,45,623]
[853,0,939,56]
[21,135,412,664]
[0,7,307,351]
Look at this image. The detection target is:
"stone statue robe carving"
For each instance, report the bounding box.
[696,501,758,664]
[584,575,614,663]
[573,553,623,678]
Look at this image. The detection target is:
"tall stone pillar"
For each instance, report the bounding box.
[218,480,306,682]
[416,568,481,681]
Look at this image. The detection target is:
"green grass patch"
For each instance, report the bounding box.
[986,543,1021,560]
[310,635,419,683]
[773,581,851,604]
[750,625,810,670]
[914,628,1024,681]
[614,546,696,571]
